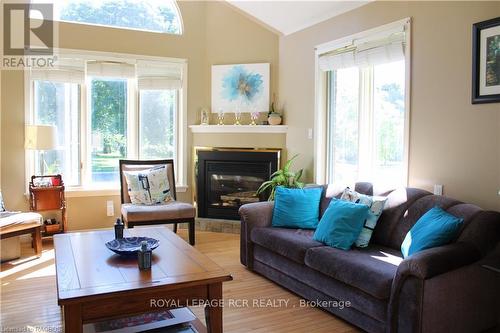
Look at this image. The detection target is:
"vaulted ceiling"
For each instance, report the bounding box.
[227,1,371,36]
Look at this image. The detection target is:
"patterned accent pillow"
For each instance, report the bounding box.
[123,166,173,205]
[340,187,387,247]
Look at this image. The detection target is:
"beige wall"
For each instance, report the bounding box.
[0,1,279,230]
[280,1,500,210]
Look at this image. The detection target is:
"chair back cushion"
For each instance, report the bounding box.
[123,165,173,205]
[120,160,176,204]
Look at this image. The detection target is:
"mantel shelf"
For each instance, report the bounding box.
[189,125,288,134]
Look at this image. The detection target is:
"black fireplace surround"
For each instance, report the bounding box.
[196,149,279,220]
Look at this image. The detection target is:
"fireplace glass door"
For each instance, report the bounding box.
[197,150,279,220]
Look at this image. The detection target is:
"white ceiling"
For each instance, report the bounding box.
[227,1,370,36]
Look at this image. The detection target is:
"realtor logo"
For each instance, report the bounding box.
[2,2,57,69]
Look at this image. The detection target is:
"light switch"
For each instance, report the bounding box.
[106,200,114,217]
[307,128,313,140]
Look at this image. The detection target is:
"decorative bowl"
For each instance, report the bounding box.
[105,237,159,256]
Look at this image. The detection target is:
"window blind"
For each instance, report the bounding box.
[318,29,406,71]
[30,58,85,83]
[86,61,136,78]
[136,60,182,90]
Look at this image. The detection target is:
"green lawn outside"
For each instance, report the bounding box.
[92,153,123,172]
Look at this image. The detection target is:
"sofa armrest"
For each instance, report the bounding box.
[239,201,274,268]
[396,241,481,280]
[388,242,482,332]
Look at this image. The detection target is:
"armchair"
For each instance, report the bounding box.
[119,159,196,245]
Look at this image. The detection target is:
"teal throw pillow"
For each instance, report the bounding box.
[340,187,387,248]
[272,186,323,229]
[313,198,370,250]
[401,206,464,258]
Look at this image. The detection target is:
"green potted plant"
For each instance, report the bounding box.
[256,155,304,200]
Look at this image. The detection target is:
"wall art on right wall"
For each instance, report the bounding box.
[472,16,500,104]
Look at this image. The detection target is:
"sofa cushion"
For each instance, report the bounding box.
[251,227,324,264]
[305,245,403,299]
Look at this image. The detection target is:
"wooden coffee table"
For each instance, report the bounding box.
[54,227,232,333]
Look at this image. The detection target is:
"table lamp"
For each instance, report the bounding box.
[25,125,57,175]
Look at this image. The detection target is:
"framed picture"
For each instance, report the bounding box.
[211,63,270,113]
[472,17,500,104]
[200,108,209,125]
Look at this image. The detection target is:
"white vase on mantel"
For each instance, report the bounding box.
[268,113,282,126]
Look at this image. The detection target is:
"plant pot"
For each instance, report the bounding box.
[268,113,282,125]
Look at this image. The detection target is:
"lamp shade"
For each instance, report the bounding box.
[25,125,57,150]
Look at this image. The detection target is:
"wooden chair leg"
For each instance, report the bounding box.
[188,218,195,246]
[173,223,178,233]
[32,226,42,257]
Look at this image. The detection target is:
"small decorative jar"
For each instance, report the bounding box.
[268,113,282,125]
[138,241,152,270]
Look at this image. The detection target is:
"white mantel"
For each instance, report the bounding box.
[189,125,288,134]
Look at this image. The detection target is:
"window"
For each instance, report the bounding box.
[27,52,186,191]
[139,90,176,160]
[32,80,81,186]
[31,0,182,35]
[90,78,128,184]
[318,19,410,188]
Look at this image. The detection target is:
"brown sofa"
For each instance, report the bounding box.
[239,183,500,333]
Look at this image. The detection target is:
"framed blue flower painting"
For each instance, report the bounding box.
[211,63,270,113]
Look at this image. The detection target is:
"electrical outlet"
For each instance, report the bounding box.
[433,184,443,196]
[106,200,114,217]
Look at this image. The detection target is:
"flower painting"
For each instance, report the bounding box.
[212,63,270,113]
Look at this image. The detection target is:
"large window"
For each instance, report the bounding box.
[31,0,182,35]
[33,81,81,186]
[319,19,410,188]
[139,90,176,160]
[27,52,185,190]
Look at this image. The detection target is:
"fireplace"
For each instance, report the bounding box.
[196,148,280,220]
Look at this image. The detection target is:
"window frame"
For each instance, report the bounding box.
[314,18,412,187]
[25,49,188,197]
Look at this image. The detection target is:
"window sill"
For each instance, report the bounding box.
[63,185,188,198]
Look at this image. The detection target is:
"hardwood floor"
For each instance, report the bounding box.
[1,230,359,333]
